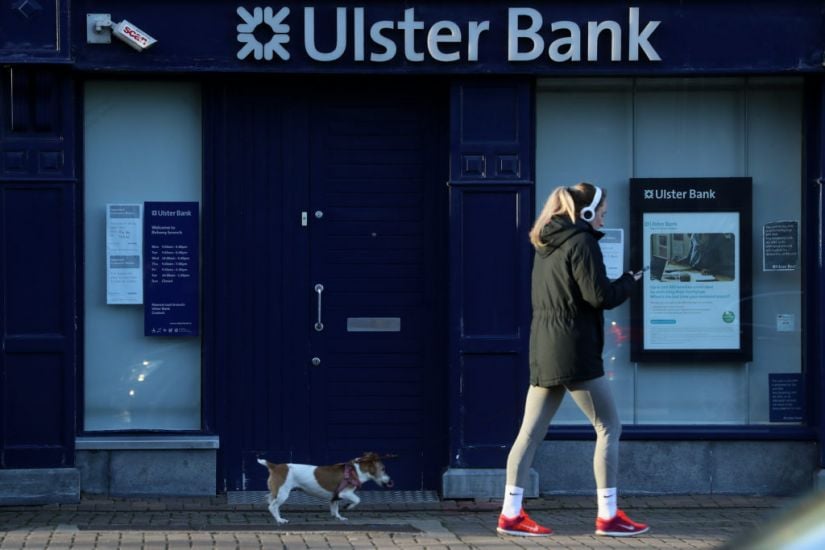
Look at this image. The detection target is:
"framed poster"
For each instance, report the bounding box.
[630,178,752,362]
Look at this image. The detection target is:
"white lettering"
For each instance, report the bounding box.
[587,20,621,61]
[629,7,661,61]
[370,20,396,62]
[304,7,347,61]
[467,20,490,61]
[398,8,425,62]
[549,21,579,62]
[508,8,543,61]
[427,21,462,62]
[354,7,365,61]
[236,6,661,65]
[507,6,660,63]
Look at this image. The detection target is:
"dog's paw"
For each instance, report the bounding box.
[276,518,289,525]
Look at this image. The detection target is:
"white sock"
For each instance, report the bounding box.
[597,487,617,520]
[501,485,524,518]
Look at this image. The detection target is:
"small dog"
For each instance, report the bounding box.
[257,452,395,523]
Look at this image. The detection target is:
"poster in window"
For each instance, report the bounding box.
[143,201,199,337]
[106,204,143,304]
[630,178,752,362]
[762,220,798,272]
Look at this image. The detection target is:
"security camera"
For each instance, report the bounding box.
[112,20,157,51]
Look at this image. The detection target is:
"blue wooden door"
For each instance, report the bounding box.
[306,83,447,489]
[210,79,447,491]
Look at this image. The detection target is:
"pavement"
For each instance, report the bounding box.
[0,493,800,549]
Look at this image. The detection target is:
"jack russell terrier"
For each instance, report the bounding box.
[257,452,395,523]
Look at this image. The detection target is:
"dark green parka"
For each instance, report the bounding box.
[529,216,635,387]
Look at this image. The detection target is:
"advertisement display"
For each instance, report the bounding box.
[630,178,752,362]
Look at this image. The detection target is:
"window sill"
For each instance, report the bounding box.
[75,435,219,450]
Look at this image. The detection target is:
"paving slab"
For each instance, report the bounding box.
[0,494,802,549]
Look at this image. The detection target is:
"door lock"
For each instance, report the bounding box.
[314,210,324,219]
[311,357,321,366]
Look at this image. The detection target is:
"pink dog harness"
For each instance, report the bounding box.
[333,463,362,500]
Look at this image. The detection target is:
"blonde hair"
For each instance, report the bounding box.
[529,182,604,249]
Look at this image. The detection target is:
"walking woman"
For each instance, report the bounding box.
[497,182,649,537]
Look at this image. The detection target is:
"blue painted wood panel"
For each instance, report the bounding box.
[207,78,448,490]
[0,0,69,62]
[448,185,532,467]
[307,82,448,488]
[205,81,308,490]
[1,68,74,180]
[448,78,534,468]
[0,66,76,469]
[450,80,532,183]
[0,183,76,467]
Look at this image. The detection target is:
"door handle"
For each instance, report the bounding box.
[314,283,324,331]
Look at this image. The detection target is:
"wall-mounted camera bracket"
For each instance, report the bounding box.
[87,13,113,44]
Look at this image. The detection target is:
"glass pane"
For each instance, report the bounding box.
[83,81,202,431]
[535,77,804,426]
[535,80,635,424]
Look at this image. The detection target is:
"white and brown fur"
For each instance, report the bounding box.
[256,452,394,523]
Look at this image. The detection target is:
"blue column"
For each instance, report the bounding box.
[0,67,77,473]
[447,78,534,468]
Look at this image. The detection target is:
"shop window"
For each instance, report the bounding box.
[536,77,803,426]
[83,81,202,431]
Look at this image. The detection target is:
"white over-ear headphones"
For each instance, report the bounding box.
[580,186,603,222]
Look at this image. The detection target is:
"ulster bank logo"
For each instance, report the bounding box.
[236,7,291,60]
[645,188,717,199]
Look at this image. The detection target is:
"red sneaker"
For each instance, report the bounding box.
[595,509,649,536]
[497,509,552,536]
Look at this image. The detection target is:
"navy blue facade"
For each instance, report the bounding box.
[1,1,825,492]
[59,2,824,75]
[0,67,77,468]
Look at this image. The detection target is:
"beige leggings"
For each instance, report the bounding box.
[505,376,621,489]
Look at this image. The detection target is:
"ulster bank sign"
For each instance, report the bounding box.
[235,6,662,64]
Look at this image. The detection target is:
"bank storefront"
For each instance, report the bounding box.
[1,1,823,502]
